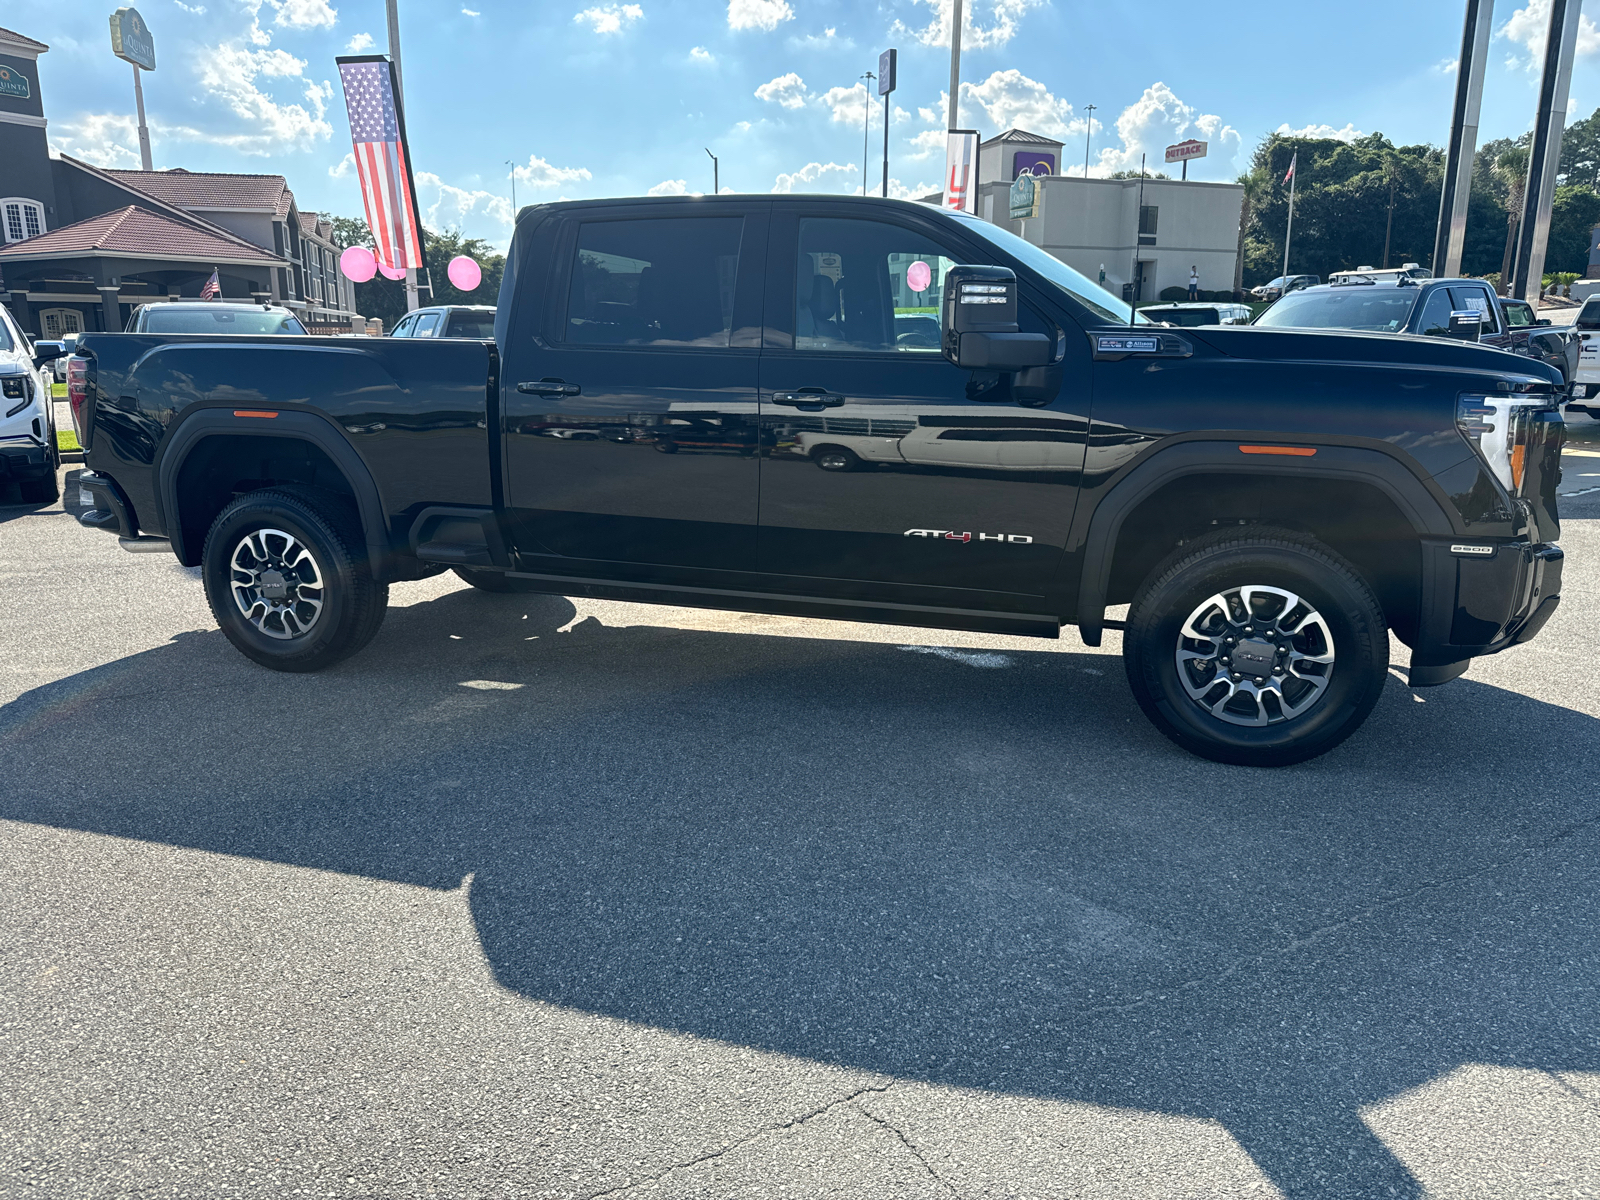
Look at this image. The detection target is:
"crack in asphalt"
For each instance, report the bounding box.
[851,1094,965,1197]
[1077,809,1600,1017]
[579,1081,896,1199]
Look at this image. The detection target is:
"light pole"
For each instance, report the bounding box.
[386,0,419,313]
[860,71,875,195]
[947,0,963,130]
[506,159,517,216]
[705,147,718,194]
[1083,104,1096,177]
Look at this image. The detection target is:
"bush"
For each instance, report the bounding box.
[1160,286,1188,302]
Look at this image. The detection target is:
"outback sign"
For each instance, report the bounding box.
[110,7,156,71]
[1164,139,1208,164]
[0,65,30,100]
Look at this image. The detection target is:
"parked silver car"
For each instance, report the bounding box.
[388,305,496,339]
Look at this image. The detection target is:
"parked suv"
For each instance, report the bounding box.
[1249,274,1319,301]
[0,305,60,503]
[69,196,1566,767]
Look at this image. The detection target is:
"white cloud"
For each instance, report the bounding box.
[728,0,793,32]
[818,81,873,126]
[575,3,643,34]
[415,171,514,230]
[190,41,335,154]
[1434,57,1459,75]
[1275,122,1364,142]
[1093,83,1242,180]
[755,71,809,109]
[462,6,480,14]
[894,0,1043,50]
[647,178,690,195]
[690,45,714,62]
[513,153,593,189]
[173,1,208,13]
[771,161,854,192]
[345,31,373,51]
[329,151,355,178]
[1498,0,1600,71]
[792,26,847,48]
[851,176,939,200]
[271,0,338,29]
[962,68,1077,140]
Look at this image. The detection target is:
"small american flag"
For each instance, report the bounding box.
[1284,152,1297,184]
[200,269,220,299]
[336,56,425,273]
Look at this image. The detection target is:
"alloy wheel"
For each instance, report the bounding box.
[229,527,327,640]
[1174,584,1335,726]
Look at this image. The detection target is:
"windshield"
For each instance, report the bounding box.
[141,307,307,335]
[958,216,1145,324]
[1253,288,1419,332]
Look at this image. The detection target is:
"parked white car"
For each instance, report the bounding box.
[0,305,60,503]
[1569,295,1600,421]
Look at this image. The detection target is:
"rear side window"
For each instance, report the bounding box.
[445,310,496,338]
[413,312,441,337]
[566,217,743,347]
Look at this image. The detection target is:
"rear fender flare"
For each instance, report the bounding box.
[155,407,391,577]
[1075,439,1462,646]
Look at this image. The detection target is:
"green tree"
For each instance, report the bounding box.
[329,218,505,331]
[1547,183,1600,273]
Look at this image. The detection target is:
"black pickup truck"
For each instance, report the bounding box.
[62,196,1565,767]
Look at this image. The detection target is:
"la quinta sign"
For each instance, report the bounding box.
[110,7,156,71]
[0,65,29,99]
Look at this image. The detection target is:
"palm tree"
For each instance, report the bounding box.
[1496,146,1529,294]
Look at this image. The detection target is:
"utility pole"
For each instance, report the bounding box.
[506,159,517,216]
[1382,157,1398,268]
[860,71,875,195]
[1083,104,1096,177]
[386,0,419,313]
[946,0,963,130]
[705,148,718,194]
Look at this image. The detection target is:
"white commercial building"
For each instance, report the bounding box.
[936,129,1247,305]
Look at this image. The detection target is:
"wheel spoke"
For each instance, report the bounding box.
[228,528,328,641]
[1175,583,1336,728]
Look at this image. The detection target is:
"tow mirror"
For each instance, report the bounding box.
[940,265,1051,371]
[31,340,66,369]
[1447,311,1483,342]
[1537,317,1552,326]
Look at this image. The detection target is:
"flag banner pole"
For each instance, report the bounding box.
[335,54,429,307]
[1282,152,1297,278]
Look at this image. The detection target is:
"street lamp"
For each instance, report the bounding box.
[705,148,718,194]
[506,159,517,215]
[1083,104,1097,177]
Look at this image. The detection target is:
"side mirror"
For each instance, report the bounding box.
[1447,311,1483,342]
[1537,317,1552,326]
[32,340,66,369]
[940,265,1051,371]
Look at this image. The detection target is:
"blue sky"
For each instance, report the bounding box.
[12,0,1600,248]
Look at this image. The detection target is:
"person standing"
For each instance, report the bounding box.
[1188,265,1200,301]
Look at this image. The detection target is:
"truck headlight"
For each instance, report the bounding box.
[1457,393,1562,494]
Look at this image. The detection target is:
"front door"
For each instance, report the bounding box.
[755,209,1089,609]
[499,203,767,579]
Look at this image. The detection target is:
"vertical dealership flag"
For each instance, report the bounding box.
[200,268,220,299]
[335,56,425,272]
[943,129,980,215]
[1284,152,1297,184]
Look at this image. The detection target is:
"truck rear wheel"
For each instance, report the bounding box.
[202,488,388,673]
[1122,528,1388,767]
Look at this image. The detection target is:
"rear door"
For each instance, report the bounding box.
[499,201,767,579]
[754,205,1087,607]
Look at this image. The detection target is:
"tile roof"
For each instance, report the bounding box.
[106,168,295,218]
[0,26,50,53]
[298,211,334,242]
[0,206,284,265]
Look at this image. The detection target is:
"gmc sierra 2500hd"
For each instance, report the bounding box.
[63,196,1565,766]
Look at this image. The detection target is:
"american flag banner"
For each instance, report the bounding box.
[200,268,220,299]
[335,56,425,272]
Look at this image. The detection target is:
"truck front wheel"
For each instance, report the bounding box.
[1122,528,1389,767]
[202,488,389,672]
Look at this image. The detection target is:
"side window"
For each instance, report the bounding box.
[1416,288,1455,337]
[1448,286,1496,333]
[413,312,441,337]
[565,216,743,347]
[1577,299,1600,330]
[391,315,416,337]
[795,217,962,353]
[1502,301,1533,328]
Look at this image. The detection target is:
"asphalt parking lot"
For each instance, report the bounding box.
[1,442,1597,1199]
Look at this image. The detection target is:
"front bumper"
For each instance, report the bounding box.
[0,437,52,482]
[1413,539,1563,666]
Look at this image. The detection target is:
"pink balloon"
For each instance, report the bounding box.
[447,255,482,292]
[906,260,932,292]
[377,261,407,281]
[339,245,376,283]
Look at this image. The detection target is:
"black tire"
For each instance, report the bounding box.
[452,566,546,594]
[1123,527,1389,767]
[202,487,388,673]
[19,471,59,504]
[812,445,863,472]
[653,440,679,454]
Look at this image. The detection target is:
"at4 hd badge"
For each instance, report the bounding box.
[905,529,1033,543]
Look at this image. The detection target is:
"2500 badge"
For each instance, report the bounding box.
[904,529,1033,543]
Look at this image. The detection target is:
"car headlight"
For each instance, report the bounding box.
[1457,392,1563,493]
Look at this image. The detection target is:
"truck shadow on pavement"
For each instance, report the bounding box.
[3,583,1597,1199]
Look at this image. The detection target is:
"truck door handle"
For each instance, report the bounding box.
[771,389,846,409]
[518,378,581,397]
